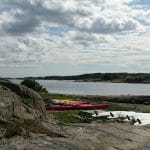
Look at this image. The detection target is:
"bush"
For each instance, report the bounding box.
[21,78,48,93]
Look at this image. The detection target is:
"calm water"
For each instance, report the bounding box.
[10,79,150,96]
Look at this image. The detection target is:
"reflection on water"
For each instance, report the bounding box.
[11,79,150,96]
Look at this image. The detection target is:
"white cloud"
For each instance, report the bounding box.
[0,0,143,35]
[0,0,149,73]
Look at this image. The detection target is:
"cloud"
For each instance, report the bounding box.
[0,0,149,73]
[0,64,37,68]
[0,0,143,35]
[84,16,142,33]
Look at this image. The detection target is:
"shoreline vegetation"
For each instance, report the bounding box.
[8,73,150,83]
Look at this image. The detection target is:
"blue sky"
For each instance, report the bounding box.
[0,0,150,77]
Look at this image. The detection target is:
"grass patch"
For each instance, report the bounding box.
[39,92,84,101]
[49,110,81,124]
[49,110,97,124]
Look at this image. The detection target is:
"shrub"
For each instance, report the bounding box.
[21,78,48,93]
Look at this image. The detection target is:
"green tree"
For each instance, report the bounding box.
[21,78,48,93]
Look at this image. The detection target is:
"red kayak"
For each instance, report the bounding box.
[75,103,109,110]
[46,103,109,110]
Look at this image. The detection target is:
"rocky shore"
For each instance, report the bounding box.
[1,123,150,150]
[0,78,150,150]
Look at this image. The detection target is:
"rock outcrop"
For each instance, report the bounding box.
[0,123,150,150]
[0,78,46,123]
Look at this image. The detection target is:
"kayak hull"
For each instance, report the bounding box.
[46,103,109,110]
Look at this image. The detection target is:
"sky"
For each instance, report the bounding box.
[0,0,150,77]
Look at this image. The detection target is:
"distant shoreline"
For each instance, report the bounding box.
[6,72,150,84]
[8,79,150,84]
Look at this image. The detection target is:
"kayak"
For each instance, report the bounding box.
[46,103,109,110]
[75,103,109,110]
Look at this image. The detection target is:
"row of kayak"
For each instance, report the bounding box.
[45,101,109,110]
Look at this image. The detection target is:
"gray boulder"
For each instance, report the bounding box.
[0,79,46,122]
